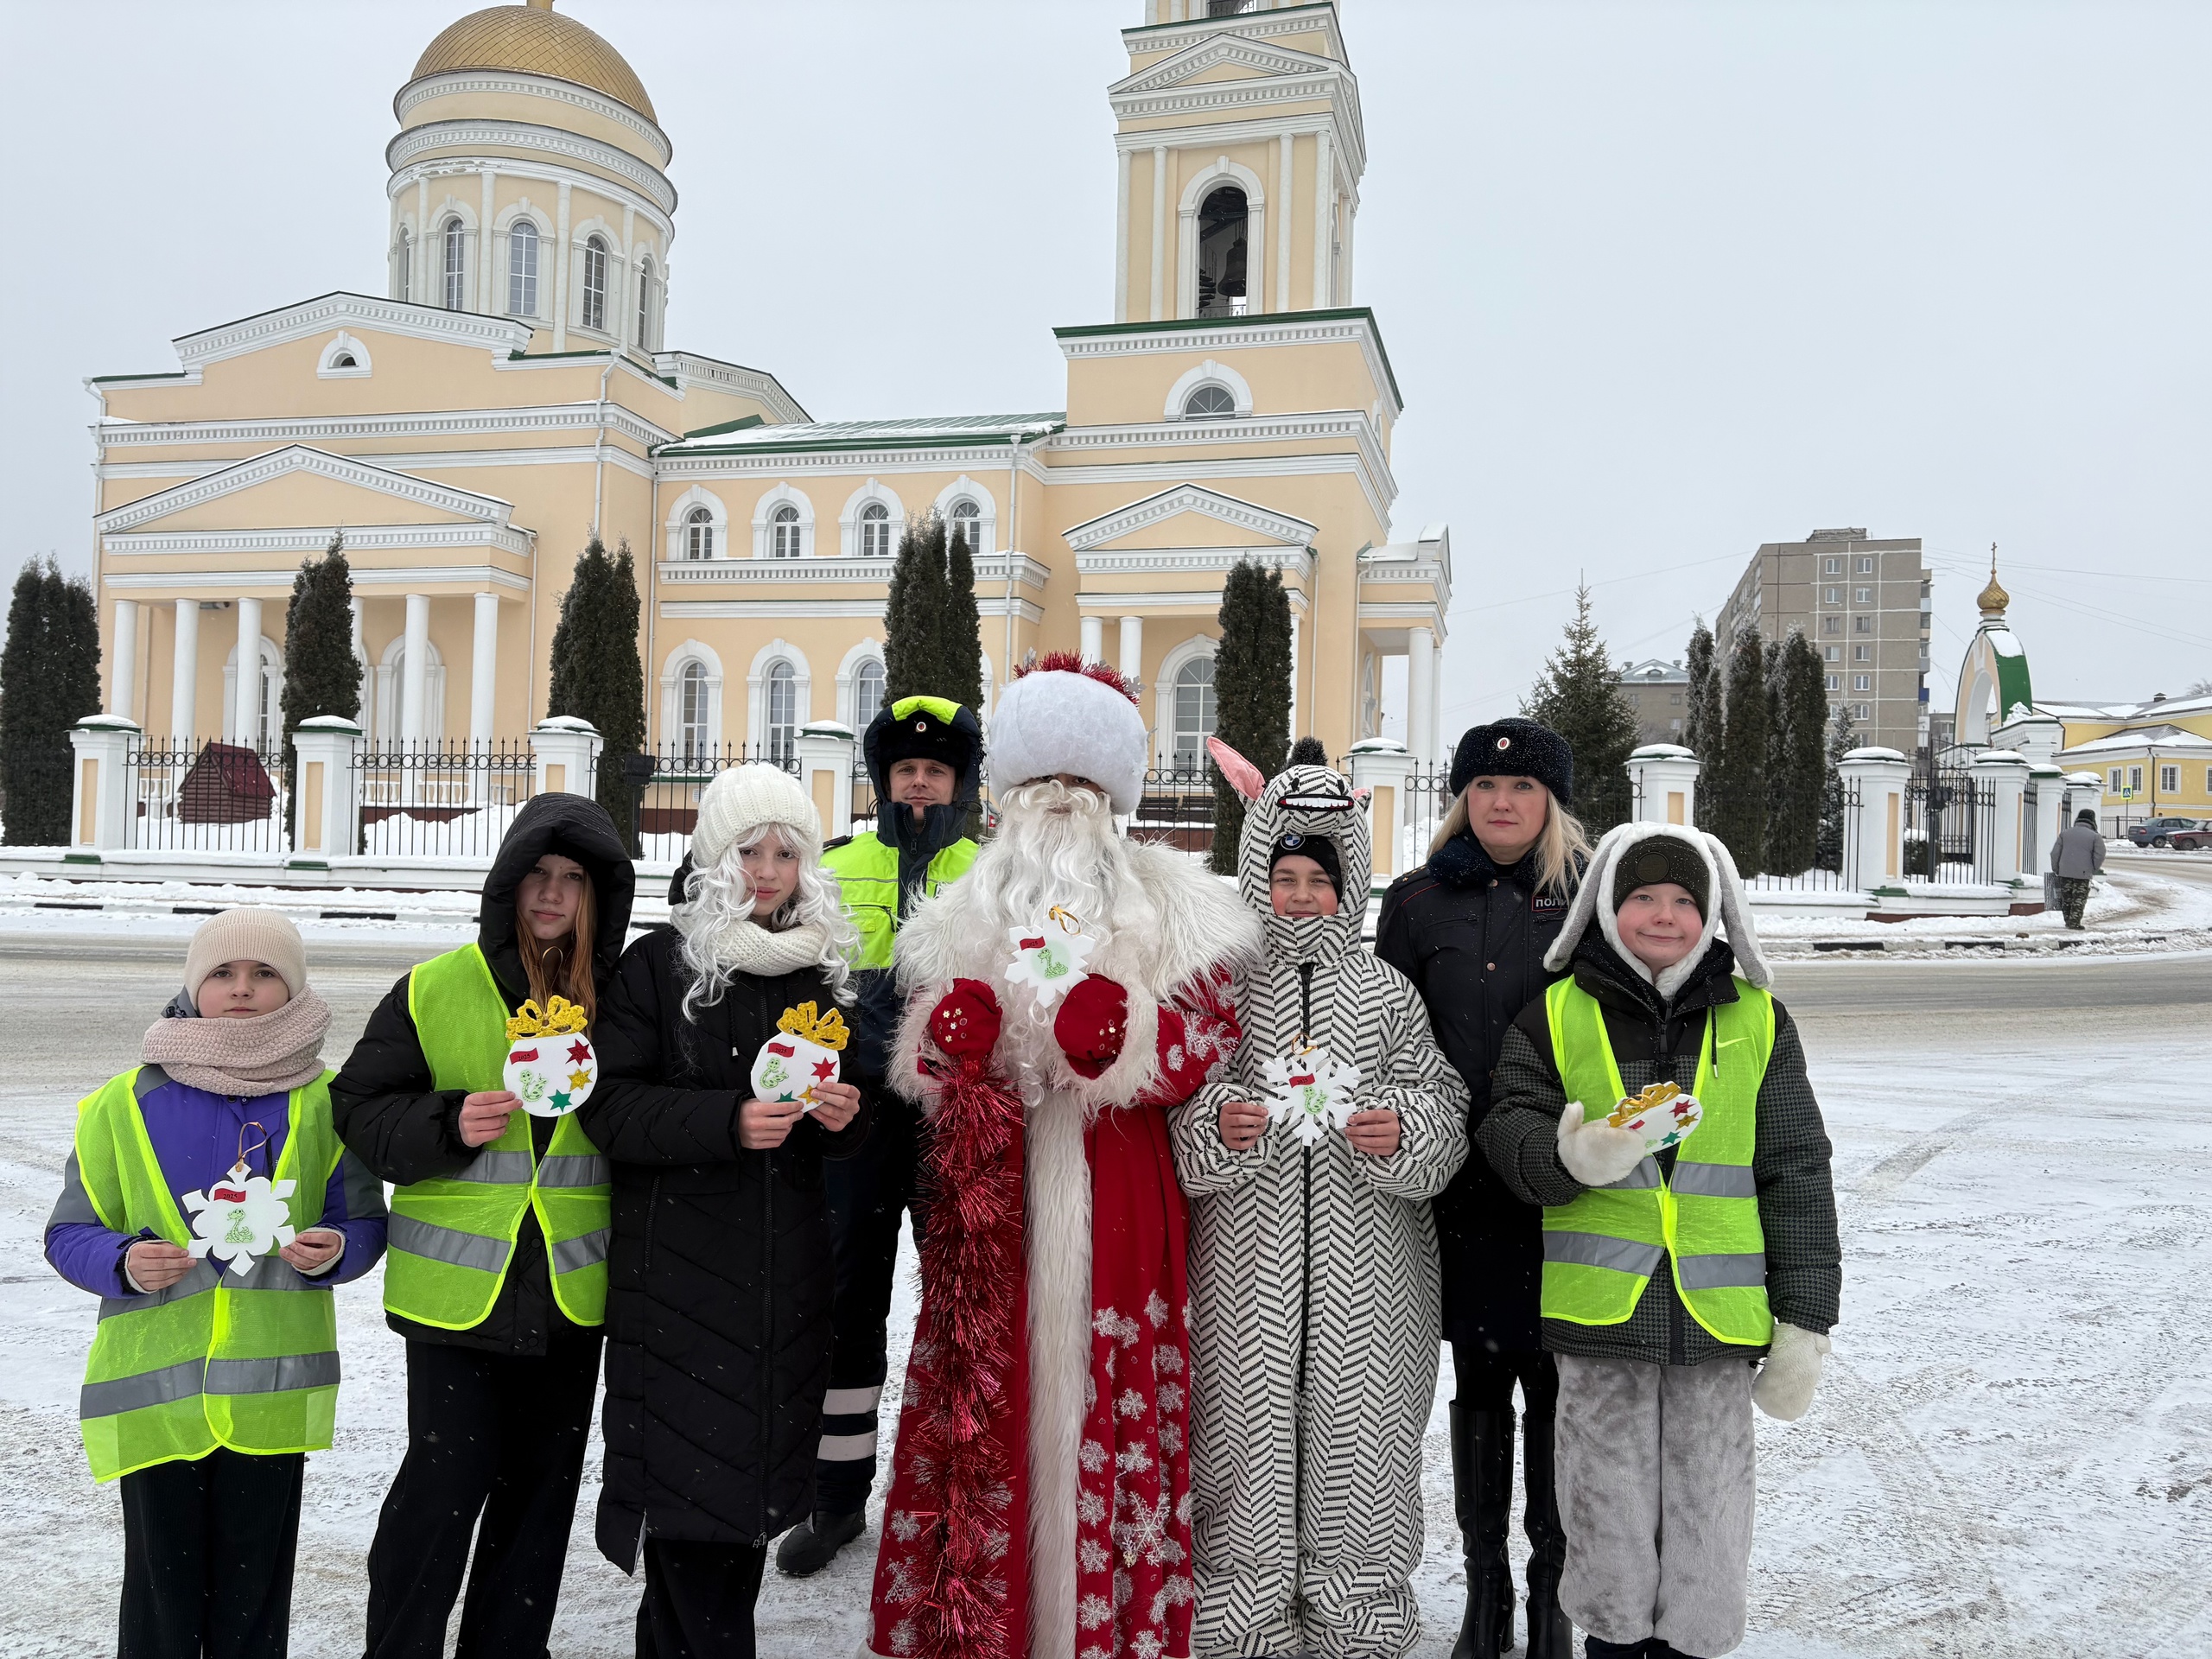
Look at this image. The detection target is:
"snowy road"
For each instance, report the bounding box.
[0,935,2205,1657]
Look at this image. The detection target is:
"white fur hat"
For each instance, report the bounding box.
[984,658,1150,815]
[1541,821,1772,998]
[691,763,821,868]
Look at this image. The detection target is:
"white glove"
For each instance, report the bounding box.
[1555,1102,1648,1189]
[1752,1321,1831,1421]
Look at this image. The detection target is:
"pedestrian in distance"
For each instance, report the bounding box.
[1478,823,1841,1659]
[1174,738,1469,1659]
[580,763,868,1658]
[2050,808,2106,931]
[779,695,982,1577]
[47,906,385,1659]
[1373,716,1590,1659]
[333,793,633,1659]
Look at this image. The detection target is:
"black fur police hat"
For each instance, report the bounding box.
[1447,717,1574,807]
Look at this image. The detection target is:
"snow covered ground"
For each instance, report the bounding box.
[0,942,2206,1656]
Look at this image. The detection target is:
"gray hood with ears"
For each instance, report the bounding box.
[1236,758,1372,959]
[1541,821,1771,998]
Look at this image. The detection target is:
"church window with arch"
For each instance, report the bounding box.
[765,662,798,760]
[1197,186,1249,319]
[948,499,986,555]
[771,505,802,559]
[677,660,710,755]
[684,506,715,560]
[582,235,609,332]
[1172,656,1218,768]
[854,658,886,723]
[858,502,892,558]
[508,219,540,317]
[442,218,467,310]
[1182,383,1237,419]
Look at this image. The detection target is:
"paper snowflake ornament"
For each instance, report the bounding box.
[1003,909,1096,1010]
[1259,1044,1363,1147]
[181,1161,297,1275]
[751,1001,849,1112]
[1605,1081,1704,1154]
[505,995,595,1117]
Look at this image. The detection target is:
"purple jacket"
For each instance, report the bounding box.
[46,1070,387,1298]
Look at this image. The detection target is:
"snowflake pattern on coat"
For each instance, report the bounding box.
[1074,1289,1195,1659]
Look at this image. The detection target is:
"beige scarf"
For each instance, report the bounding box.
[142,989,332,1097]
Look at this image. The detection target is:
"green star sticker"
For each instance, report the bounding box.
[550,1090,572,1112]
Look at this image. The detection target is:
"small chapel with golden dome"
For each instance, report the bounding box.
[85,0,1451,795]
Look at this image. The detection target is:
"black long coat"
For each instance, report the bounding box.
[1374,835,1576,1355]
[579,926,868,1569]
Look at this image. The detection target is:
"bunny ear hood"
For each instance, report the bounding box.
[1542,821,1771,995]
[1235,751,1371,954]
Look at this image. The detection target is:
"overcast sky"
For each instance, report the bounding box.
[3,0,2205,738]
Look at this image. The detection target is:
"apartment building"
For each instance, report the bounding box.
[1617,658,1690,746]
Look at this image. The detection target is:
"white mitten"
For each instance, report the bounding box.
[1752,1321,1831,1421]
[1555,1102,1649,1188]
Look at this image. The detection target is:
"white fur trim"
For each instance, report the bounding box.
[1025,1087,1090,1659]
[985,670,1151,815]
[1540,821,1771,994]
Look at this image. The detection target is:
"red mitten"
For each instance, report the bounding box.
[927,978,1002,1061]
[1053,975,1130,1078]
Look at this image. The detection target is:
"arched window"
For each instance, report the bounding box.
[684,506,714,561]
[582,235,609,332]
[1197,186,1249,319]
[507,219,540,317]
[858,502,892,558]
[636,256,659,351]
[948,499,985,556]
[394,229,411,303]
[854,658,886,722]
[442,217,467,310]
[766,662,798,760]
[1182,384,1237,419]
[672,658,708,756]
[770,505,802,559]
[331,351,358,370]
[1173,656,1217,767]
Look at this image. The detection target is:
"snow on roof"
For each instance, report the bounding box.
[660,412,1065,453]
[2054,724,2212,760]
[1986,628,2023,658]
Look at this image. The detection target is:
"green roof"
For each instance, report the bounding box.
[1051,307,1402,409]
[660,413,1065,457]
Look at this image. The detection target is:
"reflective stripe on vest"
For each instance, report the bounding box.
[822,833,979,969]
[384,944,609,1331]
[1539,976,1777,1348]
[72,1066,343,1482]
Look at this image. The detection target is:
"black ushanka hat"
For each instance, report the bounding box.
[1448,717,1574,806]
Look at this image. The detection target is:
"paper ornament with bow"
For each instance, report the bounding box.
[1259,1043,1363,1147]
[752,1001,849,1111]
[181,1161,297,1275]
[1003,906,1097,1010]
[504,995,597,1117]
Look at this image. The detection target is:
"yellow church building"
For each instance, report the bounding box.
[85,0,1451,784]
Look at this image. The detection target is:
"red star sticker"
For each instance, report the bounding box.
[567,1039,593,1065]
[812,1058,836,1081]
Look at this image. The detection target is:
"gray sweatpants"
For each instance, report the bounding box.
[1553,1354,1756,1659]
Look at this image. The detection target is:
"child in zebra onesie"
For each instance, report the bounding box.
[1172,739,1469,1657]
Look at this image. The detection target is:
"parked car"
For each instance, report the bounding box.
[2128,817,2207,849]
[2171,827,2212,852]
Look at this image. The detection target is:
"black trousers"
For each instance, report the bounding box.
[635,1539,768,1659]
[118,1447,304,1659]
[814,1089,926,1516]
[364,1328,603,1659]
[1454,1343,1564,1558]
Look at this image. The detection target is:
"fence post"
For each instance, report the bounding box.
[290,715,364,866]
[794,721,858,841]
[532,716,603,800]
[1625,744,1701,826]
[1836,747,1911,892]
[1972,748,2031,890]
[67,715,139,857]
[1346,738,1414,883]
[2061,770,2106,836]
[2024,763,2064,883]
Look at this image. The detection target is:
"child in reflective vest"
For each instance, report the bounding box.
[45,906,385,1659]
[1474,824,1840,1659]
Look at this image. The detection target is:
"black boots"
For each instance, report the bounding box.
[773,1508,866,1576]
[1522,1388,1571,1659]
[1450,1402,1515,1658]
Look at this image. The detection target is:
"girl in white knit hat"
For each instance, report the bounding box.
[45,906,386,1658]
[575,764,868,1654]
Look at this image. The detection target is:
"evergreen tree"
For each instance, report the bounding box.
[1522,584,1639,831]
[545,536,645,837]
[0,559,102,845]
[1709,624,1769,872]
[1682,618,1716,758]
[1208,559,1294,874]
[279,534,359,787]
[942,522,984,716]
[1763,638,1788,868]
[1765,631,1828,875]
[883,515,949,705]
[1815,699,1859,872]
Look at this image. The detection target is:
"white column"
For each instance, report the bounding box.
[2025,763,2065,884]
[794,720,860,840]
[469,592,499,746]
[1973,748,2033,890]
[1119,615,1144,686]
[351,599,370,732]
[1836,746,1913,893]
[170,600,199,743]
[1080,615,1104,665]
[1347,738,1414,881]
[1275,132,1294,314]
[552,179,571,352]
[478,168,497,314]
[1114,149,1132,323]
[231,595,263,745]
[111,600,138,720]
[1407,626,1435,764]
[69,715,140,853]
[1312,127,1334,308]
[401,593,431,743]
[1149,146,1168,321]
[1625,744,1701,827]
[531,715,602,800]
[290,715,365,862]
[1288,612,1301,746]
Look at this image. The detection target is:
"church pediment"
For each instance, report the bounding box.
[1063,485,1317,553]
[98,446,517,538]
[1109,34,1344,99]
[173,291,532,371]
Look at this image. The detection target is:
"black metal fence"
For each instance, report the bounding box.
[354,741,537,861]
[1904,767,1997,882]
[125,739,289,854]
[633,745,800,858]
[1127,766,1218,853]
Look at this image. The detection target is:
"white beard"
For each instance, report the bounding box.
[966,779,1156,957]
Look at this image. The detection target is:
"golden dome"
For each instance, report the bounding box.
[1978,546,2009,614]
[413,2,655,124]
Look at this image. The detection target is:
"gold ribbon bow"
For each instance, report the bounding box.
[1607,1080,1681,1128]
[1046,905,1086,933]
[505,995,589,1041]
[777,1001,849,1052]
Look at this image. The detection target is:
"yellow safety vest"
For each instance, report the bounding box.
[1539,976,1777,1348]
[823,831,978,969]
[73,1067,343,1482]
[382,944,609,1330]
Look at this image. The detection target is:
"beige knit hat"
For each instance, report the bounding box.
[690,764,822,869]
[183,906,308,999]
